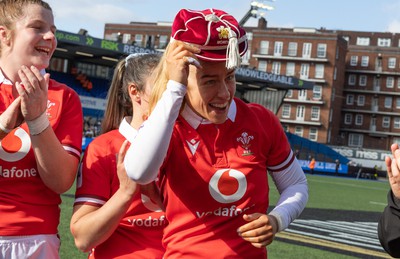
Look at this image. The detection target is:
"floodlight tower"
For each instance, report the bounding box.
[239,0,275,26]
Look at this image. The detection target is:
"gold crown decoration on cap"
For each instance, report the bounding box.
[171,8,248,69]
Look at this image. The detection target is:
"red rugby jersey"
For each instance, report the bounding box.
[75,127,166,259]
[160,98,293,258]
[0,77,83,235]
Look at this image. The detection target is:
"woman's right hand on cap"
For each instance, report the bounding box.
[166,40,201,86]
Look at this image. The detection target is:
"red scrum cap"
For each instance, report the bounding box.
[171,8,248,69]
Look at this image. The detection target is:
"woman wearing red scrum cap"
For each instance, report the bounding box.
[124,8,308,258]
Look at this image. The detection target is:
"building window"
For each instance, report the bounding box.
[394,118,400,129]
[294,126,303,137]
[309,127,318,141]
[122,34,131,44]
[317,43,327,58]
[296,105,305,120]
[271,62,281,74]
[388,57,396,68]
[312,85,322,100]
[311,106,320,120]
[383,116,391,128]
[387,77,394,88]
[356,37,370,46]
[259,40,269,54]
[359,75,367,86]
[396,98,400,109]
[286,89,293,98]
[134,34,143,46]
[344,114,352,124]
[302,43,312,58]
[282,124,289,132]
[385,96,393,108]
[258,60,267,71]
[298,90,307,100]
[288,42,297,56]
[378,38,391,47]
[348,74,356,85]
[357,95,365,106]
[315,64,324,78]
[348,133,363,147]
[342,36,349,42]
[397,78,400,88]
[300,63,309,79]
[281,104,291,118]
[274,41,283,56]
[346,94,354,105]
[350,56,358,66]
[286,62,295,76]
[355,114,363,125]
[158,35,168,48]
[361,56,369,67]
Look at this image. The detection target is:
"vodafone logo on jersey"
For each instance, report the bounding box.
[0,128,30,162]
[209,169,247,204]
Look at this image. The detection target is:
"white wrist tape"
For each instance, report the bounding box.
[26,111,50,136]
[0,121,11,133]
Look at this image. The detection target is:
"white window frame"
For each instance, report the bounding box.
[315,64,324,78]
[357,95,365,106]
[281,104,291,118]
[317,44,327,58]
[312,85,322,100]
[309,127,318,141]
[260,40,269,55]
[361,56,369,67]
[385,96,393,108]
[346,94,354,105]
[274,41,283,57]
[359,75,367,86]
[394,117,400,129]
[383,116,391,128]
[300,63,310,79]
[258,60,267,72]
[378,38,391,47]
[348,133,363,147]
[311,106,320,121]
[344,114,352,125]
[271,61,281,74]
[348,74,356,85]
[388,57,396,69]
[387,77,395,88]
[302,43,312,58]
[350,56,358,66]
[355,114,363,126]
[288,42,297,56]
[294,126,303,137]
[356,37,370,46]
[286,62,295,76]
[296,105,305,121]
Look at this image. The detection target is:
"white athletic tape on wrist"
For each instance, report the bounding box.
[0,121,11,133]
[26,111,50,136]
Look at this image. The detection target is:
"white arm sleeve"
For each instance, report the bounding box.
[124,80,186,184]
[268,157,309,232]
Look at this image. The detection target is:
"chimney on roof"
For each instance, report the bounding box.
[258,17,267,29]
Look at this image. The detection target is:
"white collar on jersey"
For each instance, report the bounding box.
[181,99,237,129]
[118,116,138,143]
[0,68,46,85]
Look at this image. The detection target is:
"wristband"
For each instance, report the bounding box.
[0,121,11,133]
[26,111,50,136]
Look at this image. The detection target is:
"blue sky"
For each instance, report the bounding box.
[45,0,400,39]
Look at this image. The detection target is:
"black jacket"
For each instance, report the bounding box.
[378,190,400,258]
